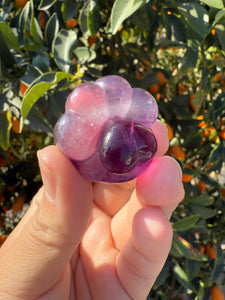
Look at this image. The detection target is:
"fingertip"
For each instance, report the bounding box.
[151,120,169,156]
[136,156,184,207]
[37,145,76,177]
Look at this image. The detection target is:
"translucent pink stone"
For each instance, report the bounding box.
[126,88,158,128]
[96,75,132,118]
[65,83,109,126]
[54,110,100,161]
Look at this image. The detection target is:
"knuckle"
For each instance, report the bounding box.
[25,208,66,249]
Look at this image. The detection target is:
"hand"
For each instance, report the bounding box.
[0,120,184,300]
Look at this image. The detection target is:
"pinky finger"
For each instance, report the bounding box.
[116,207,173,300]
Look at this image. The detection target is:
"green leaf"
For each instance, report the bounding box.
[212,8,225,27]
[187,259,201,281]
[171,234,206,261]
[0,21,20,50]
[79,0,90,37]
[173,260,196,291]
[187,194,213,206]
[209,245,223,285]
[30,0,43,46]
[179,3,209,38]
[0,110,11,150]
[20,72,73,126]
[38,0,57,11]
[107,0,149,34]
[26,105,53,132]
[19,0,42,50]
[45,12,59,48]
[32,53,50,73]
[207,141,223,166]
[170,234,205,261]
[200,0,224,9]
[178,47,199,75]
[191,205,217,219]
[61,0,78,21]
[87,0,100,36]
[0,31,15,68]
[173,214,200,232]
[20,64,42,85]
[73,47,96,64]
[215,21,225,51]
[52,29,78,72]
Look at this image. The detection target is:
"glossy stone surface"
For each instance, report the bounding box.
[54,75,158,182]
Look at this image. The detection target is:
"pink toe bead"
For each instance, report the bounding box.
[96,75,133,118]
[65,83,109,126]
[55,110,101,161]
[126,88,158,128]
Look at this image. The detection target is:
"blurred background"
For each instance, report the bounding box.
[0,0,224,299]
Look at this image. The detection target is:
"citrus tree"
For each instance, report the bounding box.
[0,0,225,299]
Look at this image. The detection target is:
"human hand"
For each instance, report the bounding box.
[0,120,184,300]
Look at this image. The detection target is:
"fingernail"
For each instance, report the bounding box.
[37,149,56,201]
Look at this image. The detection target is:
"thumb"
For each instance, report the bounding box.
[0,145,93,299]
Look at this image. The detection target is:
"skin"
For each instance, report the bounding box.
[0,120,184,300]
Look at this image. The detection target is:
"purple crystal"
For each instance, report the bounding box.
[54,75,158,183]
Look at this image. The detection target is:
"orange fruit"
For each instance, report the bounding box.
[156,93,161,100]
[211,29,216,36]
[213,73,222,82]
[12,116,20,134]
[219,129,225,140]
[206,242,217,260]
[38,12,45,29]
[198,180,206,192]
[12,196,25,212]
[203,125,217,140]
[197,115,204,120]
[0,157,7,167]
[20,82,28,96]
[197,115,207,128]
[7,185,16,192]
[164,123,173,141]
[148,84,159,94]
[178,83,188,94]
[157,71,166,86]
[15,0,28,8]
[136,73,142,80]
[142,59,151,70]
[88,36,97,46]
[189,93,195,112]
[210,284,224,300]
[0,234,7,247]
[182,163,193,182]
[199,244,205,254]
[67,18,77,28]
[220,188,225,196]
[169,145,185,161]
[182,173,193,182]
[198,120,207,128]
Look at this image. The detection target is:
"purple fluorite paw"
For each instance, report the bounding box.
[54,75,158,183]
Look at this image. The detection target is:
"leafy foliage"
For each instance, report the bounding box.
[0,0,225,298]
